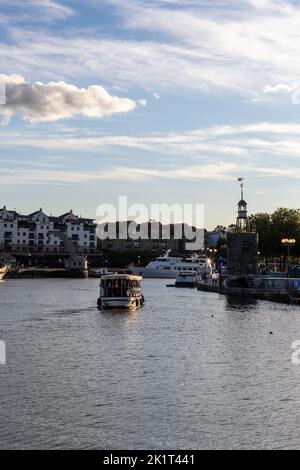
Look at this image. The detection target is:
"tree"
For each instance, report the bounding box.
[213,225,227,233]
[249,212,272,265]
[271,208,300,257]
[216,236,227,257]
[227,224,239,233]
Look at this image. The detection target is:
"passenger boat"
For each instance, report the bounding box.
[131,250,212,279]
[175,272,196,288]
[0,265,9,281]
[97,274,144,309]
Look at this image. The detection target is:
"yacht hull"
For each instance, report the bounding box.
[0,266,8,281]
[131,267,178,278]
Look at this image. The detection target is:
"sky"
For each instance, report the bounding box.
[1,0,300,229]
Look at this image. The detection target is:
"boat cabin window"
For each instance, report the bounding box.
[100,278,141,297]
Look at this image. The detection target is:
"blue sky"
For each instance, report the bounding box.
[1,0,300,229]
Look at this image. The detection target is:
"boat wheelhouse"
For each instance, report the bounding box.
[97,274,144,309]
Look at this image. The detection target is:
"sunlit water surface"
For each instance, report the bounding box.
[1,278,300,449]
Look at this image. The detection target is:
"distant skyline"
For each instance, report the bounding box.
[1,0,300,229]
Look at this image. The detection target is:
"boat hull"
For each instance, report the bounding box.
[0,266,8,281]
[175,282,196,288]
[131,267,178,278]
[98,295,144,310]
[131,266,210,279]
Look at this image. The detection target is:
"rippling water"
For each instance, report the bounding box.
[1,278,300,449]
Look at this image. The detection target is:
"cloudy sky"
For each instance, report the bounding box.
[1,0,300,228]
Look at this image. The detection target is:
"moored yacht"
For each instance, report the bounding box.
[0,265,9,281]
[175,272,196,288]
[131,250,212,279]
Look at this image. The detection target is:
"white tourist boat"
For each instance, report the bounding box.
[97,274,144,309]
[131,250,212,279]
[0,265,9,281]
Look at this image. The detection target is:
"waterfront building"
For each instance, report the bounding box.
[226,179,258,276]
[0,206,97,256]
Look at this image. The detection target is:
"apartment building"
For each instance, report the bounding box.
[0,206,97,255]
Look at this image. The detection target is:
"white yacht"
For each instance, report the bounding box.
[131,251,212,279]
[0,265,9,281]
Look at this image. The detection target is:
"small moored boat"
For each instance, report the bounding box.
[175,271,196,288]
[97,274,144,309]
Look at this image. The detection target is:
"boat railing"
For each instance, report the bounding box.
[242,277,300,295]
[100,286,142,298]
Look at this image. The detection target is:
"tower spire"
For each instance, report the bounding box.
[236,177,249,232]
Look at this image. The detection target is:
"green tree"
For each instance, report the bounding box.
[213,225,227,233]
[249,212,273,265]
[227,224,239,233]
[271,208,300,257]
[216,236,227,258]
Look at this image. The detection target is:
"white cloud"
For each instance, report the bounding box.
[2,1,300,99]
[138,99,147,106]
[1,120,300,184]
[0,75,137,123]
[1,159,300,185]
[263,83,296,94]
[0,0,74,20]
[0,162,238,185]
[1,121,300,161]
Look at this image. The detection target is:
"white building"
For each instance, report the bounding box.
[0,206,97,255]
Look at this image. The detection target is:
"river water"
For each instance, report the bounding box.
[1,278,300,449]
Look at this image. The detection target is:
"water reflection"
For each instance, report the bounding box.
[226,294,257,310]
[2,278,300,450]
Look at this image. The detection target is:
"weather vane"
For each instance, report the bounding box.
[238,177,244,200]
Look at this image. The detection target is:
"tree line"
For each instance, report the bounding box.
[214,208,300,263]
